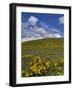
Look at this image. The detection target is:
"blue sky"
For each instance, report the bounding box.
[21,12,64,41]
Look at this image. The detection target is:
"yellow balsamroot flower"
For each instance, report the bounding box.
[30,65,37,74]
[37,66,43,74]
[45,61,49,66]
[22,55,64,77]
[30,56,48,74]
[29,56,50,75]
[42,66,47,73]
[30,65,42,74]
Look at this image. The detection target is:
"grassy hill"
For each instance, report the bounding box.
[21,38,64,77]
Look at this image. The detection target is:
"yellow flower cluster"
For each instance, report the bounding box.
[30,56,50,75]
[22,56,64,77]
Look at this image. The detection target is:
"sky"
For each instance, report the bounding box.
[21,12,64,41]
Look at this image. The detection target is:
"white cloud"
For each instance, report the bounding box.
[22,37,43,42]
[28,16,38,26]
[22,22,62,41]
[35,28,47,34]
[21,16,63,42]
[43,33,62,38]
[58,16,64,24]
[54,33,62,38]
[51,28,61,33]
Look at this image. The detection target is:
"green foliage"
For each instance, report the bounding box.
[21,38,64,77]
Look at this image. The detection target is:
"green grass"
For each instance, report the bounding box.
[21,38,64,77]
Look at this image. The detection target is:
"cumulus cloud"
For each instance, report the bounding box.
[35,28,47,34]
[28,16,38,26]
[42,33,62,38]
[21,16,63,42]
[58,16,64,24]
[54,33,62,38]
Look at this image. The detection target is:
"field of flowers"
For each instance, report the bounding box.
[21,38,64,77]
